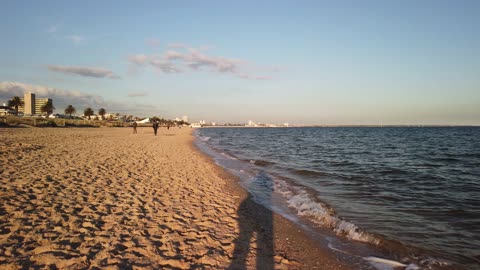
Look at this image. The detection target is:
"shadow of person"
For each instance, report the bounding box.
[227,171,275,270]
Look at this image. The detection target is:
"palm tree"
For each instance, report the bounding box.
[7,96,24,115]
[98,108,106,120]
[64,105,76,117]
[84,108,94,120]
[40,100,55,116]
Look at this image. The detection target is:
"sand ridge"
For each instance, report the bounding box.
[0,127,350,269]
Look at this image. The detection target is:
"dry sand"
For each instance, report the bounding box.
[0,126,350,269]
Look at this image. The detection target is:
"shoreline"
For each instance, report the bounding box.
[188,130,353,270]
[0,126,351,269]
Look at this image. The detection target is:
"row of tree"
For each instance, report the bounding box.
[64,105,107,120]
[7,96,188,124]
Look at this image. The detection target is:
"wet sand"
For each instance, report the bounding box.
[0,127,350,269]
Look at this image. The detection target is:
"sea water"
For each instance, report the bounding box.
[195,127,480,269]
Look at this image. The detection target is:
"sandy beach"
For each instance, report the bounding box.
[0,126,350,269]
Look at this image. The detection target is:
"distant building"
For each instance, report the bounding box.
[18,92,53,115]
[35,98,51,114]
[23,92,35,115]
[182,115,188,123]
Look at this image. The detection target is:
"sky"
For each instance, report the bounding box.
[1,0,479,125]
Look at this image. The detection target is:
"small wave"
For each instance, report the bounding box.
[429,157,462,163]
[379,168,408,175]
[288,168,329,178]
[418,162,443,168]
[462,153,480,158]
[274,180,380,245]
[220,152,238,160]
[330,160,357,167]
[247,159,276,167]
[199,136,211,141]
[364,256,419,270]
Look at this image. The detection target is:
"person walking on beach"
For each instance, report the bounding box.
[152,121,159,136]
[132,121,137,134]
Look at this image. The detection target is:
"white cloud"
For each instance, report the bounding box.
[48,65,120,79]
[0,81,157,115]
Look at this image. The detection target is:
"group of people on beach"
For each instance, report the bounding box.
[132,120,176,136]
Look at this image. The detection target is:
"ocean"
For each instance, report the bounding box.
[195,127,480,270]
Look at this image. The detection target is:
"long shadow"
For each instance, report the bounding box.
[228,171,275,270]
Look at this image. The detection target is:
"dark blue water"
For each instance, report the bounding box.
[195,127,480,269]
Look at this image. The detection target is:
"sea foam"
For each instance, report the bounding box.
[274,179,380,245]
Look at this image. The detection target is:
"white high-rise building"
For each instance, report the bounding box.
[182,115,188,123]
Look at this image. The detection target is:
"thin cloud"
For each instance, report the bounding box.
[194,45,215,51]
[254,76,272,80]
[129,44,272,80]
[150,60,182,73]
[128,92,148,97]
[167,43,187,49]
[163,49,248,77]
[146,38,161,47]
[164,50,184,61]
[128,54,149,65]
[69,35,85,44]
[236,73,270,80]
[47,25,58,33]
[48,65,120,79]
[168,43,213,51]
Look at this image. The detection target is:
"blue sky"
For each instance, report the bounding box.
[1,0,479,124]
